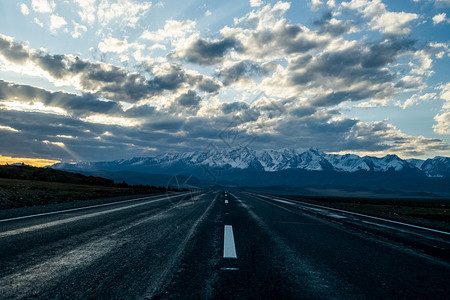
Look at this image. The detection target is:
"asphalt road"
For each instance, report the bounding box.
[1,191,449,299]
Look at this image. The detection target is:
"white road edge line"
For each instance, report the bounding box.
[249,193,450,236]
[0,191,195,223]
[223,225,237,258]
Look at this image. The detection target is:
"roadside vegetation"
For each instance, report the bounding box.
[287,195,450,232]
[0,164,183,210]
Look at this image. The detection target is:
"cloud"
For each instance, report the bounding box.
[433,112,450,135]
[250,0,263,7]
[313,11,355,36]
[140,20,196,42]
[218,61,263,85]
[20,3,30,15]
[31,0,55,13]
[0,35,221,102]
[73,0,96,25]
[0,34,31,64]
[402,93,437,109]
[394,75,425,91]
[1,0,449,162]
[168,90,202,115]
[432,13,448,25]
[0,125,20,132]
[172,37,240,66]
[71,22,88,39]
[343,121,449,157]
[34,18,44,27]
[98,37,143,55]
[73,0,151,29]
[439,82,450,109]
[433,0,450,8]
[310,0,323,11]
[49,14,67,33]
[219,3,329,62]
[341,0,418,35]
[97,0,151,28]
[265,37,415,106]
[0,84,448,161]
[0,80,123,117]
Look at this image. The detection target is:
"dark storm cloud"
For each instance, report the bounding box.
[312,90,376,106]
[168,90,202,114]
[33,53,68,78]
[0,35,30,63]
[196,77,221,93]
[0,35,222,103]
[0,80,122,116]
[0,109,97,159]
[361,38,415,68]
[176,90,201,107]
[286,38,416,106]
[313,11,354,36]
[234,19,328,58]
[221,102,249,114]
[218,61,263,86]
[289,107,316,117]
[1,100,448,162]
[173,37,240,66]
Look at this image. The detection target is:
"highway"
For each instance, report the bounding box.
[1,191,449,299]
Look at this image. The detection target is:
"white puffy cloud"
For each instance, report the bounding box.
[73,0,96,25]
[71,22,88,39]
[31,0,55,13]
[97,0,151,28]
[434,0,450,7]
[341,0,418,35]
[73,0,151,28]
[20,3,30,15]
[310,0,323,11]
[409,50,434,76]
[402,93,436,109]
[439,82,450,110]
[433,112,450,135]
[1,0,449,160]
[49,14,67,33]
[98,37,141,54]
[34,17,44,27]
[432,13,447,25]
[250,0,263,7]
[141,20,196,43]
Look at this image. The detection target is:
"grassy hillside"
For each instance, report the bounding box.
[0,164,116,186]
[0,165,179,209]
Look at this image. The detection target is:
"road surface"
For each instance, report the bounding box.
[1,191,449,299]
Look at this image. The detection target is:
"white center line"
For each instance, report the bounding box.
[225,200,229,204]
[223,225,237,258]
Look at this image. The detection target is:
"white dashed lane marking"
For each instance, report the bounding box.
[223,225,237,258]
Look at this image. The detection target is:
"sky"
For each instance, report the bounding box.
[0,0,449,165]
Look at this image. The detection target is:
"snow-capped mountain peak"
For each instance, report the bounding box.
[51,148,450,178]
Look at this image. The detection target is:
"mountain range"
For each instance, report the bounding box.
[51,147,450,196]
[52,147,450,177]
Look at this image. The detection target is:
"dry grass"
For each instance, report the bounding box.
[0,178,164,209]
[289,195,450,232]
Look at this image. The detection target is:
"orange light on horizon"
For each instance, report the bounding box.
[0,155,60,167]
